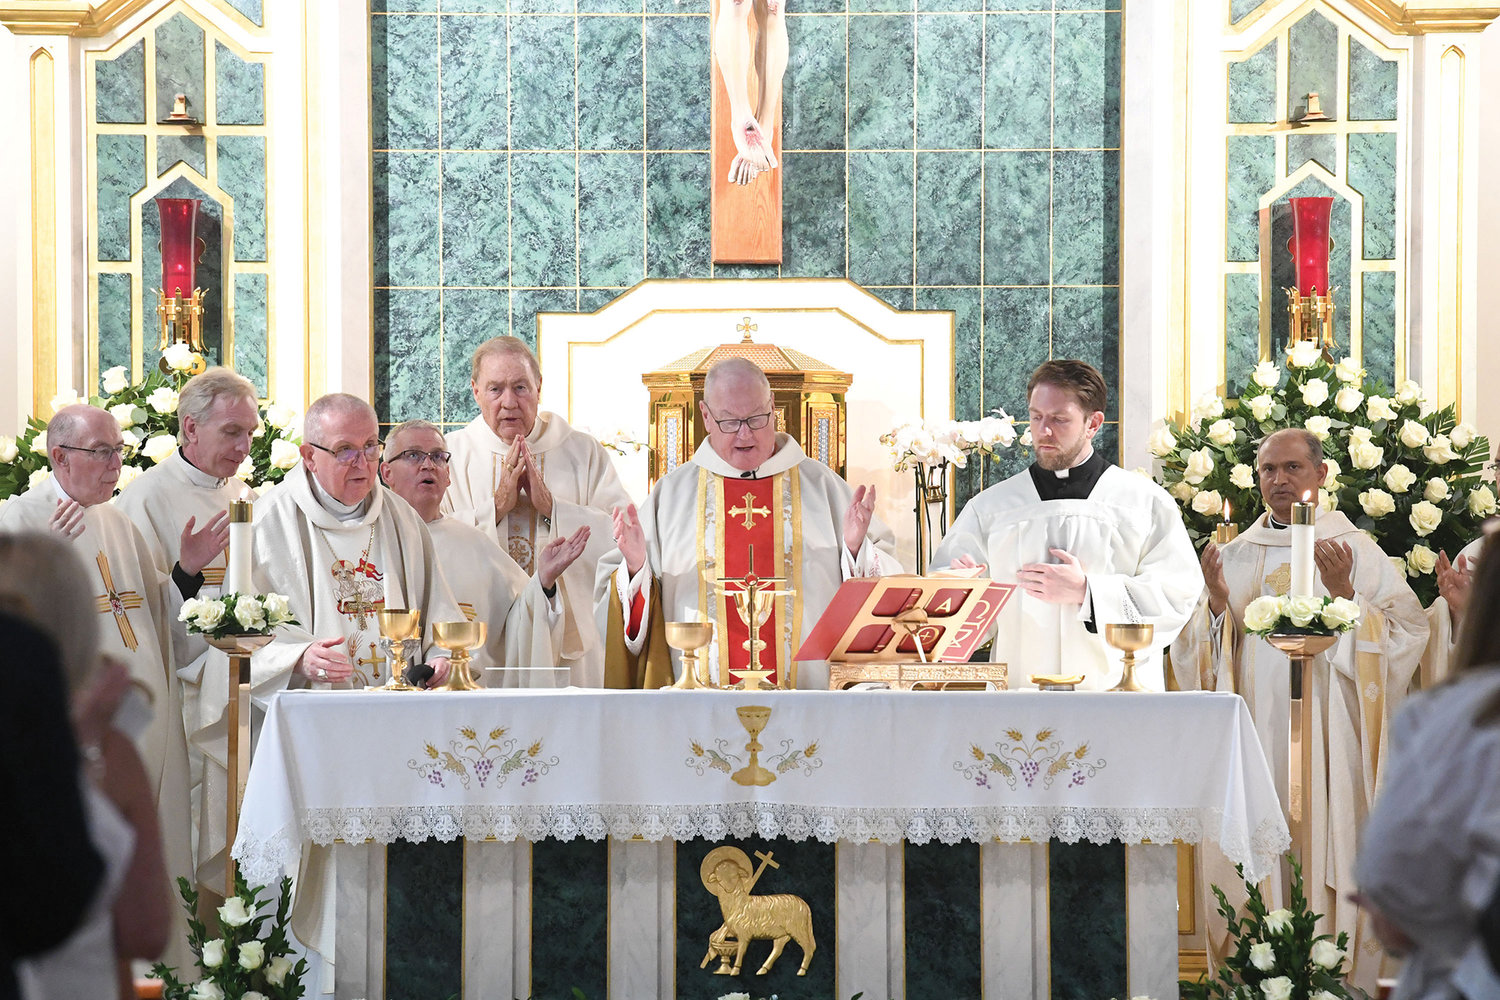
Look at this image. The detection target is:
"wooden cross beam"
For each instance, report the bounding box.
[710,0,784,264]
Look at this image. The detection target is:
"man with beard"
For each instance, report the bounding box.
[933,360,1202,690]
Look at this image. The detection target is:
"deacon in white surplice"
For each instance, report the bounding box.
[932,360,1203,690]
[379,419,589,676]
[442,336,631,687]
[115,368,258,890]
[598,357,902,691]
[1170,428,1428,993]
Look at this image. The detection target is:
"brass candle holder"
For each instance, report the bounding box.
[730,705,776,786]
[665,621,715,690]
[374,608,421,691]
[1215,521,1239,545]
[1104,623,1155,692]
[1265,630,1339,873]
[433,620,486,691]
[206,632,275,896]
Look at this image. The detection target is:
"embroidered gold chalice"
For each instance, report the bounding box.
[665,620,715,690]
[1104,623,1154,692]
[374,608,421,691]
[731,704,776,786]
[433,620,486,692]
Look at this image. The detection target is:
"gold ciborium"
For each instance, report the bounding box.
[731,705,776,786]
[1105,623,1155,692]
[432,620,486,692]
[665,621,715,690]
[374,608,421,691]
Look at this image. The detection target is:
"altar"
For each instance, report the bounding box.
[235,688,1286,1000]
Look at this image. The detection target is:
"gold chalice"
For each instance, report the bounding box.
[731,705,776,786]
[665,621,715,690]
[1104,623,1155,692]
[432,620,486,692]
[374,608,421,691]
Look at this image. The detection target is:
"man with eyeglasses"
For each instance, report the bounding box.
[380,419,590,683]
[597,357,901,690]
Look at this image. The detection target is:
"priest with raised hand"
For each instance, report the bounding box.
[115,368,258,890]
[597,356,902,691]
[443,337,631,687]
[379,419,589,681]
[932,360,1202,690]
[1169,426,1428,993]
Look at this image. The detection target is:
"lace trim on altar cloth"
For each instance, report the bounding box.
[234,805,1291,889]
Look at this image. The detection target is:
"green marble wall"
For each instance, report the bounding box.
[905,843,981,999]
[533,839,608,1000]
[370,1,1126,498]
[386,839,463,999]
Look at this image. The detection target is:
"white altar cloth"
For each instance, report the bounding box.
[234,688,1287,888]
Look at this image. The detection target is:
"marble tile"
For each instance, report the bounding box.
[232,272,269,396]
[983,150,1050,286]
[441,151,510,287]
[1050,843,1127,1000]
[982,286,1049,419]
[984,13,1052,150]
[797,0,845,14]
[373,151,441,288]
[225,0,263,24]
[578,17,645,149]
[985,0,1048,10]
[580,0,641,15]
[904,843,982,1000]
[871,285,914,310]
[784,14,846,151]
[1228,40,1277,124]
[849,14,915,149]
[1093,422,1119,465]
[854,0,911,14]
[917,285,984,497]
[95,39,145,124]
[645,152,711,277]
[1231,0,1267,23]
[373,288,442,423]
[155,14,205,124]
[1287,133,1336,176]
[645,17,710,149]
[371,14,440,150]
[372,0,437,9]
[1225,134,1275,261]
[782,151,847,278]
[715,263,780,279]
[510,18,577,149]
[157,135,206,178]
[442,288,508,420]
[440,15,508,150]
[511,289,578,349]
[1225,272,1261,398]
[1053,12,1121,150]
[385,840,462,1000]
[915,152,981,286]
[1348,132,1396,260]
[579,152,646,286]
[510,153,578,286]
[578,287,620,311]
[144,180,225,363]
[97,272,134,376]
[647,0,708,15]
[919,0,968,16]
[848,151,914,286]
[96,134,146,262]
[531,840,607,1000]
[214,42,264,126]
[917,14,982,150]
[1362,271,1396,389]
[1052,285,1119,420]
[1348,37,1398,122]
[1052,150,1119,285]
[1056,0,1120,8]
[217,136,266,262]
[1287,8,1338,124]
[437,0,505,11]
[513,0,573,15]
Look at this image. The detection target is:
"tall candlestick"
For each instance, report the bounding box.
[1290,496,1315,597]
[227,499,254,595]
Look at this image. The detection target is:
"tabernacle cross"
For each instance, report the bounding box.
[93,551,143,651]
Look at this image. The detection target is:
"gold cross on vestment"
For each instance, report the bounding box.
[728,493,771,529]
[93,551,143,651]
[342,592,378,630]
[356,643,386,685]
[1265,563,1291,597]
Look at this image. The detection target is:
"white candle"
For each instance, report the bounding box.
[1290,495,1315,597]
[226,499,254,595]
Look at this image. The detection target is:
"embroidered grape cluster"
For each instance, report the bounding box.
[1069,771,1086,788]
[522,767,537,786]
[473,758,494,785]
[1020,760,1040,786]
[974,773,990,789]
[426,770,444,787]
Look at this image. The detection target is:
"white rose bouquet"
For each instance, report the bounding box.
[151,872,306,1000]
[1182,854,1356,1000]
[1153,345,1493,605]
[180,592,298,640]
[1241,594,1362,638]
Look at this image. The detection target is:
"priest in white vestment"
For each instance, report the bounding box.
[115,368,258,890]
[1170,428,1428,992]
[442,336,631,686]
[0,404,192,964]
[1418,533,1484,690]
[597,357,902,691]
[380,419,589,678]
[933,360,1203,690]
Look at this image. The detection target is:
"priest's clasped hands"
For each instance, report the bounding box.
[950,549,1089,604]
[493,436,553,523]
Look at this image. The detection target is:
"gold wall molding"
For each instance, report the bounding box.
[1435,44,1464,412]
[30,47,56,416]
[0,0,263,35]
[1344,1,1500,33]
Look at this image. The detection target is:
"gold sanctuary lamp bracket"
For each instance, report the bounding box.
[797,574,1017,691]
[374,608,422,692]
[713,543,797,690]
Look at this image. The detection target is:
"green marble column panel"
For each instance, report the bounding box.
[97,135,146,262]
[374,0,438,10]
[1225,134,1275,261]
[578,17,644,150]
[917,14,982,150]
[1228,41,1277,124]
[154,14,204,125]
[918,286,984,500]
[644,17,709,150]
[1362,271,1397,388]
[1348,132,1397,260]
[904,843,981,1000]
[645,153,711,278]
[1231,0,1268,23]
[225,0,263,25]
[984,150,1051,286]
[1049,842,1127,1000]
[141,181,224,365]
[984,13,1052,150]
[510,18,577,149]
[510,153,578,287]
[233,273,269,396]
[1287,9,1338,121]
[1225,272,1262,397]
[214,42,264,126]
[441,151,510,287]
[96,39,145,125]
[581,0,640,20]
[982,286,1050,421]
[372,14,440,150]
[579,153,646,287]
[373,152,441,287]
[916,152,981,286]
[849,15,915,149]
[532,839,607,1000]
[1287,133,1337,176]
[386,840,462,1000]
[848,151,914,286]
[1348,38,1398,121]
[782,151,847,278]
[1053,11,1121,150]
[784,14,846,151]
[97,272,134,377]
[512,289,579,350]
[374,288,442,423]
[440,15,508,150]
[217,135,266,261]
[442,288,510,422]
[157,135,207,178]
[1053,151,1119,285]
[1053,286,1120,420]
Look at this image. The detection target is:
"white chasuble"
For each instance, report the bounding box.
[1418,534,1483,690]
[425,514,560,673]
[444,412,632,687]
[596,434,902,691]
[1169,509,1428,992]
[932,465,1203,690]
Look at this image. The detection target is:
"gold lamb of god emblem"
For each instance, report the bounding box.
[699,847,815,978]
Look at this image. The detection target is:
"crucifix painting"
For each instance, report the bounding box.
[710,0,788,264]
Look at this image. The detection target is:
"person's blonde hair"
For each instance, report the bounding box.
[470,337,541,385]
[177,368,258,444]
[0,533,100,695]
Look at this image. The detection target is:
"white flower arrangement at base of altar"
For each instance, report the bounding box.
[150,872,307,1000]
[1242,595,1362,638]
[180,591,299,640]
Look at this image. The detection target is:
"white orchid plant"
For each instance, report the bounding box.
[0,346,303,501]
[151,871,307,1000]
[1243,595,1362,638]
[180,591,299,640]
[880,412,1022,472]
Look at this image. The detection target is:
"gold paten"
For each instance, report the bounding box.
[1105,623,1156,692]
[433,620,486,692]
[374,608,422,692]
[731,705,776,786]
[699,846,816,977]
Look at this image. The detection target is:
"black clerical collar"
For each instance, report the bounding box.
[1267,513,1290,530]
[1028,448,1110,501]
